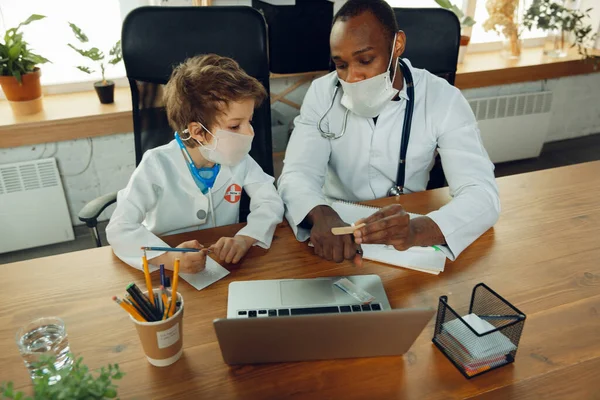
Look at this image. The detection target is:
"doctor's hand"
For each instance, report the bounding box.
[353,204,415,251]
[210,235,256,264]
[306,205,360,263]
[353,204,446,251]
[152,240,207,274]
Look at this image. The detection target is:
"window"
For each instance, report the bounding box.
[0,0,125,88]
[470,0,546,44]
[385,0,439,8]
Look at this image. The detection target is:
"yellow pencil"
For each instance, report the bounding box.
[168,258,180,317]
[142,255,155,306]
[113,296,146,322]
[161,286,169,320]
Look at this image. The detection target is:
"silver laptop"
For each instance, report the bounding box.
[213,275,435,365]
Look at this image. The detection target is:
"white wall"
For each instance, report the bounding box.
[1,72,599,227]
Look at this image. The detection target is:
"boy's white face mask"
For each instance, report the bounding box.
[184,124,253,166]
[339,33,399,118]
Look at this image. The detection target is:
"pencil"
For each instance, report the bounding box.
[113,296,146,322]
[168,258,180,317]
[141,246,211,253]
[142,255,155,307]
[161,286,169,320]
[124,296,153,322]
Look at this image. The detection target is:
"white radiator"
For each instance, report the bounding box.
[0,158,74,253]
[469,91,553,163]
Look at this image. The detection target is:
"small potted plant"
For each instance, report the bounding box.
[67,23,122,104]
[0,14,49,116]
[523,0,596,59]
[435,0,476,64]
[0,354,124,400]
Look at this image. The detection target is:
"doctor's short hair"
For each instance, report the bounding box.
[333,0,399,45]
[163,54,267,147]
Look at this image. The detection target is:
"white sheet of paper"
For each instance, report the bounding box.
[178,257,230,290]
[331,201,447,273]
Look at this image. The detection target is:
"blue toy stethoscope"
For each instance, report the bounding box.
[317,59,415,196]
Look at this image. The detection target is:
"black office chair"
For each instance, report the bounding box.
[395,8,460,189]
[78,6,273,247]
[253,0,333,74]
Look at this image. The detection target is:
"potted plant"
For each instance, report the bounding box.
[435,0,476,63]
[523,0,596,58]
[0,354,124,400]
[67,23,122,104]
[0,14,49,116]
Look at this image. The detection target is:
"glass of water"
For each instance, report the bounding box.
[16,317,73,384]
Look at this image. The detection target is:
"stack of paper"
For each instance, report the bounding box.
[331,201,447,274]
[440,313,517,376]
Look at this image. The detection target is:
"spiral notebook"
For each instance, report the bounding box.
[331,201,446,274]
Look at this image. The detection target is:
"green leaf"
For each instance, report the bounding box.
[434,0,453,9]
[108,40,122,65]
[450,4,465,19]
[16,14,46,30]
[76,66,93,74]
[68,22,89,43]
[7,43,22,60]
[68,44,104,61]
[24,52,50,65]
[13,69,22,84]
[462,16,476,27]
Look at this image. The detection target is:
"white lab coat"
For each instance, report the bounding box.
[278,59,500,260]
[107,139,284,270]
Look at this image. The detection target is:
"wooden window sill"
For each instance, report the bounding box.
[1,46,598,149]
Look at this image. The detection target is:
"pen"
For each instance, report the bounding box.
[127,283,160,321]
[168,258,181,318]
[141,246,211,253]
[142,255,155,307]
[124,296,153,322]
[159,264,166,287]
[113,296,146,322]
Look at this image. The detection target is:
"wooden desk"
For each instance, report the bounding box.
[2,162,600,399]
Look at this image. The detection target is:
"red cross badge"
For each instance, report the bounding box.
[224,183,242,203]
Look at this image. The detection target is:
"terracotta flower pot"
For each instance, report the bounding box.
[0,68,44,116]
[458,35,471,64]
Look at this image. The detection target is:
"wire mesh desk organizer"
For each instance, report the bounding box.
[432,283,526,378]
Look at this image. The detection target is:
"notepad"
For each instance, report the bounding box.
[442,313,517,360]
[331,201,447,274]
[178,257,229,290]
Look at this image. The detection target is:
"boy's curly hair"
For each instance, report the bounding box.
[164,54,267,147]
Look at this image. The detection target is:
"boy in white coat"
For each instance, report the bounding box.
[107,54,284,273]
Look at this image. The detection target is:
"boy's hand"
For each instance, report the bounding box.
[210,235,256,264]
[151,240,207,274]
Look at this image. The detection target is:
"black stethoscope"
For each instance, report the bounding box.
[317,59,414,196]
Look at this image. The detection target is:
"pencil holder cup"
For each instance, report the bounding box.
[132,289,184,367]
[432,283,526,379]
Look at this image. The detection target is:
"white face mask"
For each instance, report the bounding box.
[184,124,253,166]
[339,33,399,118]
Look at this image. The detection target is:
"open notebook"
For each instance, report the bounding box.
[331,201,447,274]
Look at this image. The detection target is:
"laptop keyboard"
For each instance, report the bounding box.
[236,303,383,318]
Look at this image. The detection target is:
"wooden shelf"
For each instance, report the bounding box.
[1,46,598,149]
[0,87,133,149]
[456,46,599,89]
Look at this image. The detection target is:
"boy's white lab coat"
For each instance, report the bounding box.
[107,139,284,270]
